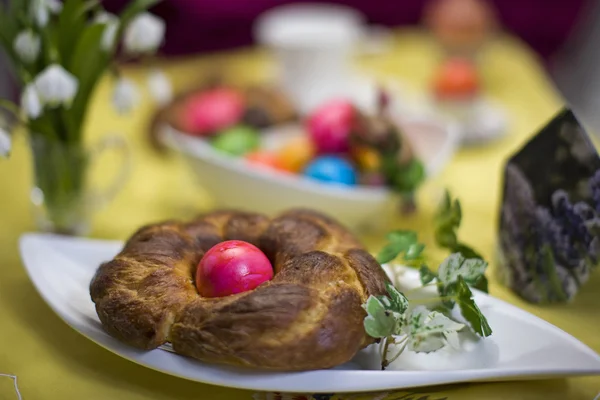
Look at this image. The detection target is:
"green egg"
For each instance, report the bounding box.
[211,125,260,156]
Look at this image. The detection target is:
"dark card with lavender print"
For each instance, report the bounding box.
[497,108,600,303]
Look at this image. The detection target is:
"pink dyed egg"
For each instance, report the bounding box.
[195,240,273,297]
[180,88,245,136]
[307,99,356,153]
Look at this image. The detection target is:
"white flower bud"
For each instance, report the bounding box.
[21,84,43,119]
[147,69,172,106]
[112,77,139,115]
[95,12,120,52]
[0,127,11,157]
[123,12,165,55]
[46,0,62,13]
[13,30,41,64]
[34,64,79,108]
[31,0,63,27]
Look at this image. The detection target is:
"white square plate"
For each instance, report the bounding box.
[18,233,600,393]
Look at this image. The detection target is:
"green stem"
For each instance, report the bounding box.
[0,98,25,121]
[381,336,393,370]
[29,134,89,234]
[379,336,387,360]
[386,336,409,366]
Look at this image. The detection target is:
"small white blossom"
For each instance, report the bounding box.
[31,0,63,27]
[21,84,43,119]
[147,69,172,106]
[112,77,139,115]
[13,30,41,64]
[403,306,465,353]
[0,127,11,157]
[123,12,165,55]
[94,12,119,51]
[34,64,79,108]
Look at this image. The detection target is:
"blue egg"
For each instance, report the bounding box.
[303,156,357,186]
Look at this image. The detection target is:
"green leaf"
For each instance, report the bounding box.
[404,243,425,260]
[453,199,462,223]
[58,0,97,67]
[419,265,437,285]
[455,277,492,337]
[376,229,425,265]
[362,295,401,338]
[68,22,109,139]
[472,274,489,294]
[434,190,463,249]
[364,295,387,317]
[440,189,451,214]
[453,242,483,259]
[434,228,457,249]
[437,253,465,284]
[391,159,426,194]
[459,258,489,285]
[386,230,417,244]
[374,295,393,309]
[438,253,488,287]
[404,306,465,353]
[385,282,409,314]
[364,315,395,338]
[376,241,406,264]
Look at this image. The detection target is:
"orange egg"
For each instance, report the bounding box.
[433,57,480,100]
[351,146,381,172]
[276,135,316,173]
[245,151,286,171]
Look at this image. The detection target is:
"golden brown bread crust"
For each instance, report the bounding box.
[89,208,390,371]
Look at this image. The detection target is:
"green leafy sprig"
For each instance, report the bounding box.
[434,190,489,293]
[363,191,493,370]
[363,281,469,370]
[434,190,482,257]
[419,254,492,336]
[376,230,426,266]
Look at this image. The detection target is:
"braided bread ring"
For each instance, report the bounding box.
[89,209,390,371]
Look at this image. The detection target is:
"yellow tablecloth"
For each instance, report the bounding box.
[1,29,599,399]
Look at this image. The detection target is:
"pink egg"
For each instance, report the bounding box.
[180,88,245,136]
[307,99,356,153]
[195,240,273,297]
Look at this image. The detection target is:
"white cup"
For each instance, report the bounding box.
[254,3,366,114]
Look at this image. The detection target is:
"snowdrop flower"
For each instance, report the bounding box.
[147,69,172,106]
[94,12,119,51]
[34,64,79,108]
[31,0,63,27]
[13,30,41,64]
[21,84,43,119]
[112,77,139,115]
[0,127,11,157]
[123,12,165,55]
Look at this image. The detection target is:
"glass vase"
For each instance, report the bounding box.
[28,133,131,236]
